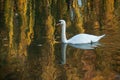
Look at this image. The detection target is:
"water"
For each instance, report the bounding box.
[1,24,120,80]
[1,1,120,80]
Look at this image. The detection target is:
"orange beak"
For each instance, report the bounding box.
[56,23,61,26]
[56,21,61,26]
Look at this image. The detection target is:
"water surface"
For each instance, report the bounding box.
[0,0,120,80]
[1,24,120,80]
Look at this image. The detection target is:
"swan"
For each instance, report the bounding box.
[57,20,105,44]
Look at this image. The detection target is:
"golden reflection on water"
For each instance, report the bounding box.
[1,0,120,80]
[1,26,120,80]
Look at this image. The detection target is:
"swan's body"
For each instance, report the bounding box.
[67,34,105,44]
[57,20,105,44]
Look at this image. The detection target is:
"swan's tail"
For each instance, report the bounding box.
[99,34,105,39]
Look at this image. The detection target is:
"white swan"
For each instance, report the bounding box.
[57,20,105,44]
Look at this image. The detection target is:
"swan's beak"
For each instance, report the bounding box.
[56,23,60,26]
[56,21,61,26]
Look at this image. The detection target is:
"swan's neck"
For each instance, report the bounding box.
[61,23,67,43]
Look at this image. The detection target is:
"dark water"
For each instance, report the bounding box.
[1,23,120,80]
[0,1,120,80]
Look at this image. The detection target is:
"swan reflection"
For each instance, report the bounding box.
[60,42,101,64]
[60,43,67,64]
[69,42,101,50]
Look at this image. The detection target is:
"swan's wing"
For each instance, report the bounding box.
[67,34,99,44]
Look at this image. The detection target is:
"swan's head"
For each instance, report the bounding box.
[56,20,66,26]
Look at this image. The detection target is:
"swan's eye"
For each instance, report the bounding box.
[58,21,61,24]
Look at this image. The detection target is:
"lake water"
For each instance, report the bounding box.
[1,21,120,80]
[0,1,120,79]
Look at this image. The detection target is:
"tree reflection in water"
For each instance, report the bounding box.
[0,0,120,80]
